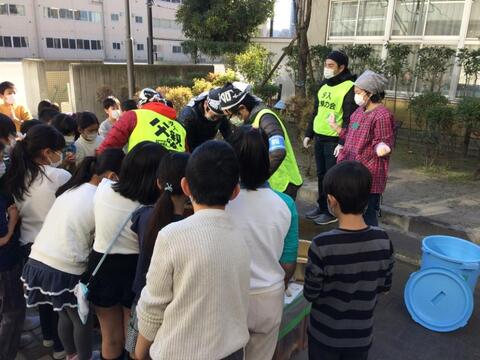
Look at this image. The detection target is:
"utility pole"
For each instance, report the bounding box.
[147,0,154,64]
[125,0,135,98]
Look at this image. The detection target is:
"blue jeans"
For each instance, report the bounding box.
[364,194,381,227]
[314,139,338,212]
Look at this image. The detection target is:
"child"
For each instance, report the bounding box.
[22,149,124,360]
[0,81,33,131]
[52,113,77,173]
[20,119,43,135]
[100,96,121,138]
[135,140,250,360]
[5,124,71,359]
[226,127,298,360]
[125,152,190,356]
[0,140,23,360]
[74,112,104,166]
[121,99,138,112]
[304,161,394,360]
[0,113,18,166]
[37,99,60,116]
[88,141,168,360]
[39,108,60,125]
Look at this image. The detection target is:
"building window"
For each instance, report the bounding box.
[113,42,121,50]
[111,13,119,21]
[137,43,145,51]
[425,1,464,36]
[357,0,388,36]
[59,8,73,19]
[46,37,54,48]
[3,36,12,47]
[54,38,61,48]
[0,4,7,15]
[468,0,480,38]
[91,40,102,50]
[9,4,25,16]
[69,39,76,49]
[61,38,69,48]
[329,1,358,36]
[135,16,143,23]
[172,45,182,53]
[83,39,90,50]
[153,44,158,52]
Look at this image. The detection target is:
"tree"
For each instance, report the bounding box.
[342,44,382,75]
[384,43,411,113]
[456,97,480,158]
[177,0,275,60]
[293,0,313,98]
[457,48,480,97]
[415,46,456,93]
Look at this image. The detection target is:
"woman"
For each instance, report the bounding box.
[226,127,299,360]
[88,141,168,360]
[329,70,395,226]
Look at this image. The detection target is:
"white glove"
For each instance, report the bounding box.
[376,142,391,157]
[303,137,311,149]
[333,144,344,158]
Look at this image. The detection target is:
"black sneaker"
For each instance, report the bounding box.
[313,213,338,226]
[305,207,322,219]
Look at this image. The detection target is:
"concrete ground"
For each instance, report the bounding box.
[292,259,480,360]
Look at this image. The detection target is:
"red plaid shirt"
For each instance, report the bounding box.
[337,105,395,194]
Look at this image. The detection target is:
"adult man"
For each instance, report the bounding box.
[178,88,232,151]
[98,88,187,153]
[303,51,357,225]
[220,82,302,199]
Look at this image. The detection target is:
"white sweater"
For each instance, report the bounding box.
[15,165,71,246]
[226,188,294,291]
[92,178,140,255]
[136,209,250,360]
[30,183,97,275]
[74,135,103,166]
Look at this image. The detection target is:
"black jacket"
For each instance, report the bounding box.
[247,102,286,175]
[305,70,357,144]
[178,100,232,152]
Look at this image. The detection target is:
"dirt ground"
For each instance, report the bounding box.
[287,122,480,240]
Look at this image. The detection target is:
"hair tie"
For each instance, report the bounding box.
[164,183,173,193]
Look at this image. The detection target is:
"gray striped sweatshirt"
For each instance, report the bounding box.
[304,226,394,352]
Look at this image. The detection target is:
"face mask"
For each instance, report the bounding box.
[229,115,244,126]
[5,94,16,105]
[111,110,121,120]
[83,132,97,142]
[49,151,63,168]
[0,162,6,177]
[354,93,367,107]
[64,135,75,145]
[324,68,335,80]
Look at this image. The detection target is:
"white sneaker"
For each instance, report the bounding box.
[42,339,54,347]
[53,350,67,359]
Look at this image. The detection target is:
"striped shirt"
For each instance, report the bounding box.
[304,227,394,352]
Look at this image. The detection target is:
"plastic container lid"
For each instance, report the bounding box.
[404,268,474,332]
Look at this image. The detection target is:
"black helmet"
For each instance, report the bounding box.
[206,87,223,115]
[219,82,252,111]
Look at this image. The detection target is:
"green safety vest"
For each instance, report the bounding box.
[128,109,187,152]
[252,109,303,193]
[313,80,354,137]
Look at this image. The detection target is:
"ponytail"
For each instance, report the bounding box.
[142,152,189,265]
[5,124,65,201]
[55,148,125,197]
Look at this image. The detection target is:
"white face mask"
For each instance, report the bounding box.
[354,93,367,107]
[5,94,16,105]
[324,68,336,80]
[49,151,63,168]
[0,162,6,177]
[64,135,75,144]
[111,109,121,120]
[83,132,97,142]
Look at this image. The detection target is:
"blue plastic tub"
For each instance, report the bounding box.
[421,235,480,291]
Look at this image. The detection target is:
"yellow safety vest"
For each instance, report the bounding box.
[313,80,354,137]
[252,109,303,193]
[128,109,187,152]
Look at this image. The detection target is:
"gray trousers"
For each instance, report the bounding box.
[0,262,26,360]
[58,307,93,360]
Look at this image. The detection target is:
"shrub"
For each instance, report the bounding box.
[409,92,448,130]
[456,97,480,157]
[234,43,277,85]
[191,78,213,96]
[163,87,193,113]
